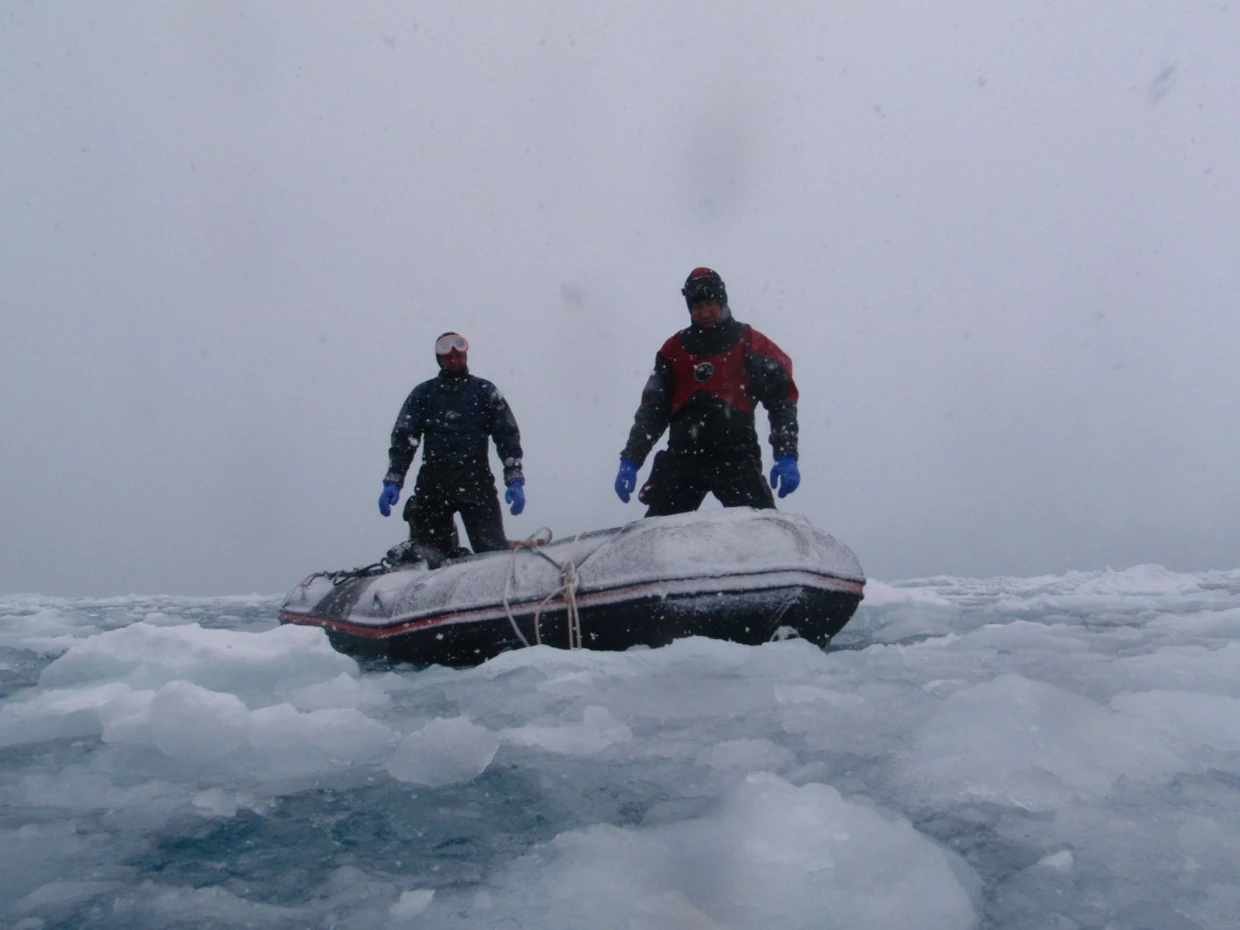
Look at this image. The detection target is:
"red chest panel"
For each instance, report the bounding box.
[661,328,754,414]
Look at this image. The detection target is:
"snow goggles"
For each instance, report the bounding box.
[434,334,469,355]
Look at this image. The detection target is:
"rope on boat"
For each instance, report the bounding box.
[502,530,550,647]
[533,554,583,650]
[306,562,388,587]
[502,528,583,650]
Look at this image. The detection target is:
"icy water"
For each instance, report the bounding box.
[3,567,1240,928]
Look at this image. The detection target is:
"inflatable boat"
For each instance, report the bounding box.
[279,508,865,667]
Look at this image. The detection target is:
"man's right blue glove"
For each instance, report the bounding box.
[378,481,401,517]
[504,478,526,516]
[614,459,638,503]
[769,456,800,499]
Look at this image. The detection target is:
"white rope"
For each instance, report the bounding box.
[501,569,531,648]
[532,554,582,650]
[502,527,552,647]
[565,559,582,649]
[501,528,583,650]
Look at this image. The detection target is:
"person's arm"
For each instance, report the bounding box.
[745,332,799,460]
[487,384,524,484]
[385,388,426,487]
[620,354,673,467]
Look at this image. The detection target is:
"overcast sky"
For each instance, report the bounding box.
[3,2,1238,596]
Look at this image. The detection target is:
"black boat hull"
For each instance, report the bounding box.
[280,510,866,667]
[282,582,860,666]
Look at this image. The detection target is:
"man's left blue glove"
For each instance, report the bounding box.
[769,456,800,498]
[505,478,526,516]
[614,459,638,503]
[378,481,401,517]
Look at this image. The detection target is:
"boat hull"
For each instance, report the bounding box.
[282,583,860,666]
[280,510,865,667]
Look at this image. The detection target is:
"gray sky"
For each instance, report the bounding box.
[3,2,1238,596]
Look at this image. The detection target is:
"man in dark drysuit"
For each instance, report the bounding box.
[378,332,525,561]
[614,267,800,516]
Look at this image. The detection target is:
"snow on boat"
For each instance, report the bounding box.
[280,508,865,667]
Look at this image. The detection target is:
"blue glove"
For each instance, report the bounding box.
[769,456,800,499]
[505,478,526,516]
[614,459,638,503]
[378,481,401,517]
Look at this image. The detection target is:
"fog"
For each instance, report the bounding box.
[3,2,1238,596]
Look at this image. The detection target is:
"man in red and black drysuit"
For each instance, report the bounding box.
[614,267,801,516]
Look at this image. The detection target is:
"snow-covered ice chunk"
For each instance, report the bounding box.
[389,888,434,919]
[387,716,499,786]
[38,622,355,694]
[149,680,249,763]
[471,773,976,929]
[500,704,632,755]
[899,673,1183,810]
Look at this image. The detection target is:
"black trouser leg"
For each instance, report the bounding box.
[641,452,710,517]
[709,457,776,510]
[409,470,462,556]
[641,451,774,516]
[413,464,508,555]
[452,472,508,553]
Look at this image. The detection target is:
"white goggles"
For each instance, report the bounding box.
[434,334,469,355]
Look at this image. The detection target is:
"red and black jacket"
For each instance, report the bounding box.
[621,316,798,466]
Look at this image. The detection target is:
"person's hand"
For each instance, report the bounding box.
[378,481,401,516]
[769,456,800,498]
[614,459,638,503]
[505,478,526,516]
